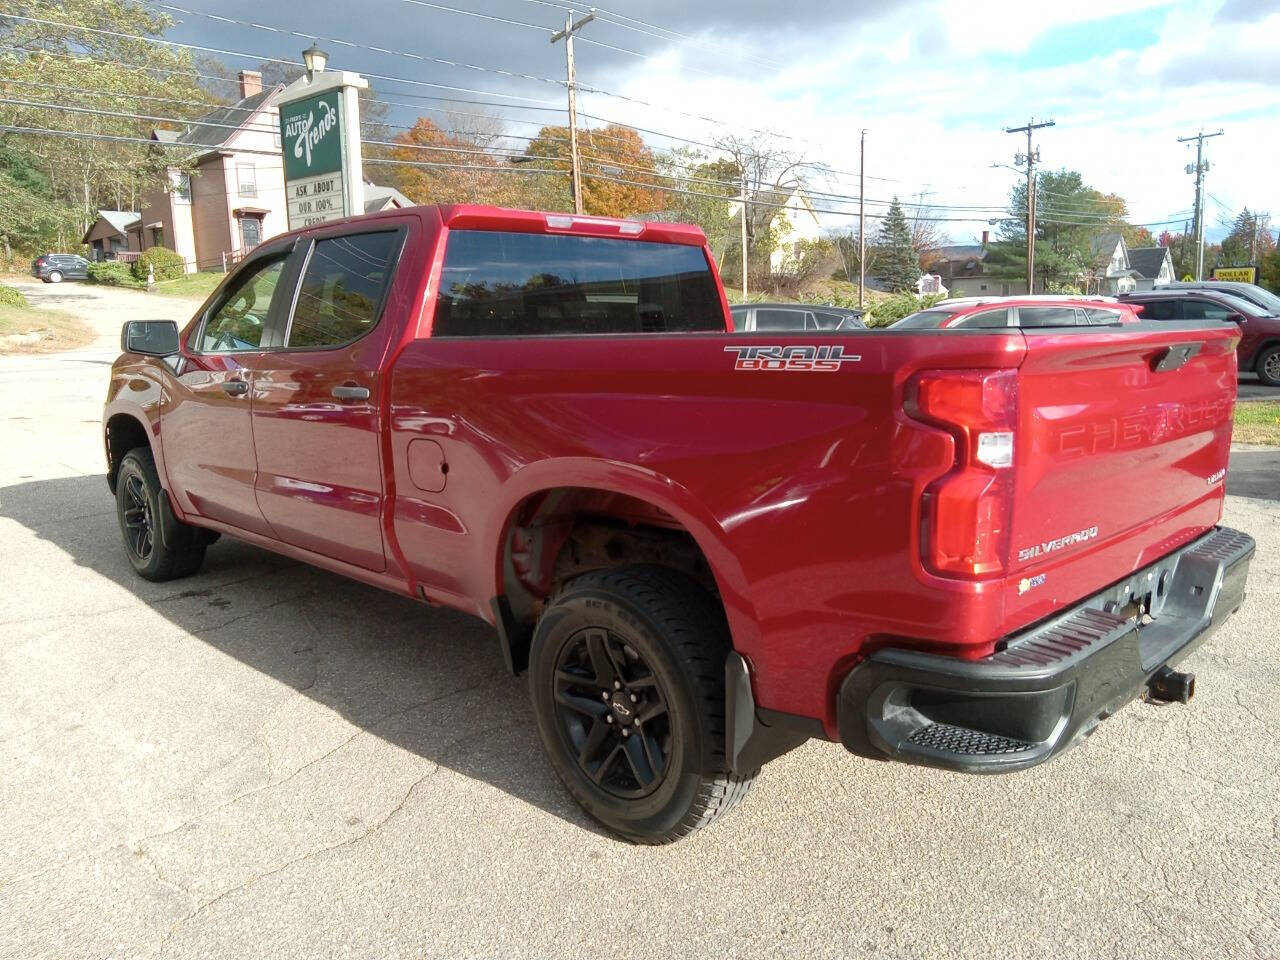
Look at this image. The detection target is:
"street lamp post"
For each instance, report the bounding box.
[302,42,329,80]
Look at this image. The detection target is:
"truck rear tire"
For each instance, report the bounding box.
[527,565,756,843]
[115,447,207,582]
[1256,345,1280,387]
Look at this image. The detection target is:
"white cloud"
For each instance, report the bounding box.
[583,0,1280,241]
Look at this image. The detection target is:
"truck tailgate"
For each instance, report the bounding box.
[1003,322,1239,625]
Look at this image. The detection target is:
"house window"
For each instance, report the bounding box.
[239,217,261,250]
[150,226,164,247]
[236,163,257,198]
[173,171,191,203]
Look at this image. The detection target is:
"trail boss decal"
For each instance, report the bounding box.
[725,344,861,372]
[1017,526,1099,563]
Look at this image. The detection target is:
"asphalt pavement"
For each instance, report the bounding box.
[1,280,1277,959]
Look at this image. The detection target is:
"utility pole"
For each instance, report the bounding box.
[551,8,595,215]
[1005,118,1054,293]
[1178,129,1223,280]
[858,129,866,310]
[739,171,749,299]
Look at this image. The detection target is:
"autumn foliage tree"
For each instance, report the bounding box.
[374,117,527,208]
[522,124,664,217]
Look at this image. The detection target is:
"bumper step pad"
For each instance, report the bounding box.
[838,526,1255,774]
[908,723,1036,757]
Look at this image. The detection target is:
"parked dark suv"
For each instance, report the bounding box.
[31,253,90,283]
[1120,289,1280,387]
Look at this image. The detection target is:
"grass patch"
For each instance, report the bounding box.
[150,270,225,300]
[0,302,94,353]
[1234,401,1280,445]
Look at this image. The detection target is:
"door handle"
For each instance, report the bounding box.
[219,379,249,396]
[331,384,370,401]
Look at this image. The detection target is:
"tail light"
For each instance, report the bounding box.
[906,369,1017,579]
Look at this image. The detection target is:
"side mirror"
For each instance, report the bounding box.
[121,320,180,356]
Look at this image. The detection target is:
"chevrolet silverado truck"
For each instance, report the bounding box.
[104,205,1255,843]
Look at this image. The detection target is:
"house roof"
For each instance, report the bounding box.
[1090,231,1126,265]
[96,210,141,235]
[1128,246,1171,280]
[935,244,986,262]
[152,87,281,154]
[364,183,413,213]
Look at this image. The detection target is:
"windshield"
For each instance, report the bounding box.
[1215,292,1271,317]
[891,307,965,329]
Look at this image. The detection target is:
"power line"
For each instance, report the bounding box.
[0,13,564,106]
[151,3,569,92]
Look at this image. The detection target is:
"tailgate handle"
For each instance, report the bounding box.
[1152,342,1201,372]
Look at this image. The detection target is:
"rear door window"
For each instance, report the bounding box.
[754,309,808,331]
[285,231,402,349]
[433,230,725,336]
[1134,299,1179,320]
[1017,307,1082,327]
[952,308,1009,328]
[1084,308,1123,324]
[1180,299,1234,321]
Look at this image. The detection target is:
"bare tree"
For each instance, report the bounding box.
[715,133,813,276]
[907,192,945,270]
[445,110,508,151]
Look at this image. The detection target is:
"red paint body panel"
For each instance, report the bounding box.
[105,205,1243,740]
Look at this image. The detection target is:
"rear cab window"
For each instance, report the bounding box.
[432,230,726,336]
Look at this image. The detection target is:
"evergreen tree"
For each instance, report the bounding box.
[874,197,920,292]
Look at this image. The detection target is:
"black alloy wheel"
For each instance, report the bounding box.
[552,627,672,799]
[528,565,757,844]
[114,447,207,581]
[121,472,155,562]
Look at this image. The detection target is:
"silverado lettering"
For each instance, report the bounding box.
[103,204,1253,843]
[1017,526,1100,563]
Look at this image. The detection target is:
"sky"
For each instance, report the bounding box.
[159,0,1280,244]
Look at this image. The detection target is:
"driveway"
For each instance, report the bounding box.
[0,283,1277,959]
[2,278,203,352]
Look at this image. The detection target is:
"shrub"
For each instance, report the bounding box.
[0,283,27,308]
[865,291,947,328]
[133,247,186,282]
[88,261,143,287]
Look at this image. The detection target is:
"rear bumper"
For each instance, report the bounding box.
[837,526,1254,773]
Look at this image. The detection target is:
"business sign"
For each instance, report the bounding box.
[1212,265,1258,284]
[279,90,348,228]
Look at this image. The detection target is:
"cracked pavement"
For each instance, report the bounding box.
[1,280,1278,959]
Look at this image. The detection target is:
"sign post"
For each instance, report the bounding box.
[277,65,368,230]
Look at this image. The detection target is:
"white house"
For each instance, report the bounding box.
[728,184,826,274]
[1087,232,1139,295]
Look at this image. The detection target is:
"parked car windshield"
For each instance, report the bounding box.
[891,307,965,329]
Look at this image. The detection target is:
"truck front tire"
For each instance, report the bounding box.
[115,447,207,582]
[528,565,756,843]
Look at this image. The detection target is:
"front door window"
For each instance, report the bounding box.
[240,217,261,250]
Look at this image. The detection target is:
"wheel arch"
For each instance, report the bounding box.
[104,411,152,494]
[485,459,759,671]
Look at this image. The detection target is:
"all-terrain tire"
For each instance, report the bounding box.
[115,447,207,582]
[528,564,756,844]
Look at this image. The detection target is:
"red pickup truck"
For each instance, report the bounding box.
[105,205,1254,843]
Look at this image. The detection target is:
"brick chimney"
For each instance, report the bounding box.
[238,70,262,99]
[981,230,989,246]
